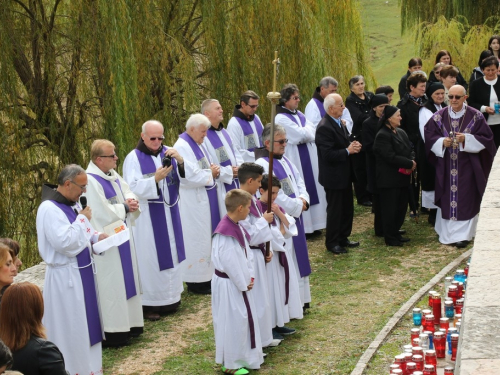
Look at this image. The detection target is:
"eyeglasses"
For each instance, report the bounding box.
[274,139,288,145]
[99,154,117,158]
[292,96,300,100]
[248,104,259,109]
[448,95,464,100]
[149,136,165,141]
[70,180,87,191]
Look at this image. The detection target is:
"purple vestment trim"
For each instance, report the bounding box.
[261,157,311,277]
[313,97,326,118]
[134,147,186,270]
[87,173,137,299]
[50,201,103,346]
[206,128,239,192]
[279,112,320,205]
[234,115,264,150]
[179,132,221,232]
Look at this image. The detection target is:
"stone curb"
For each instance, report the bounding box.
[350,248,472,375]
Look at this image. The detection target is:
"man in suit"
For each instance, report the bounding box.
[316,93,361,254]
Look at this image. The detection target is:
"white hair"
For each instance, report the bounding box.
[411,70,428,79]
[323,93,337,113]
[186,113,211,130]
[141,120,164,133]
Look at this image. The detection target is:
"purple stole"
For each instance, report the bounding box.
[248,198,266,258]
[86,173,137,299]
[313,98,326,117]
[134,147,186,270]
[179,132,221,232]
[213,215,255,349]
[206,127,239,192]
[261,156,311,277]
[279,111,320,206]
[49,201,103,346]
[234,115,264,151]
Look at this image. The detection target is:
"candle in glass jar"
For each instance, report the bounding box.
[454,313,462,327]
[447,328,458,354]
[422,309,432,316]
[440,317,450,332]
[444,366,454,374]
[404,344,413,353]
[424,331,434,350]
[455,298,464,314]
[406,362,416,375]
[444,276,453,295]
[412,354,424,371]
[445,300,454,319]
[434,331,446,358]
[413,307,422,326]
[391,370,403,375]
[419,333,429,351]
[412,346,423,357]
[431,294,441,324]
[428,291,437,306]
[394,354,406,373]
[424,349,437,368]
[404,352,413,364]
[457,282,464,298]
[423,364,436,375]
[389,364,400,373]
[423,315,435,333]
[448,285,459,305]
[411,327,421,342]
[451,333,459,361]
[464,263,469,276]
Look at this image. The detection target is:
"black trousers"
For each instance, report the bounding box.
[491,124,500,149]
[379,186,408,244]
[372,193,384,236]
[351,151,371,204]
[324,187,354,248]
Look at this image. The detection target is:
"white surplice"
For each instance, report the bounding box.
[123,150,189,304]
[173,136,217,283]
[36,200,102,375]
[85,161,143,333]
[203,127,244,218]
[211,230,264,370]
[275,112,327,233]
[255,157,311,305]
[227,114,264,162]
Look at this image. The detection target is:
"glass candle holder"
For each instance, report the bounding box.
[455,298,464,314]
[424,349,437,368]
[413,307,423,326]
[423,364,436,375]
[412,354,424,371]
[433,332,446,358]
[444,276,453,296]
[391,369,403,375]
[406,362,416,375]
[428,290,437,307]
[404,344,413,353]
[444,366,454,374]
[394,354,406,373]
[412,346,423,357]
[424,330,434,350]
[447,328,458,355]
[431,294,441,324]
[445,300,455,319]
[423,315,435,333]
[448,285,459,305]
[389,363,400,374]
[451,333,459,361]
[411,327,421,342]
[440,317,450,332]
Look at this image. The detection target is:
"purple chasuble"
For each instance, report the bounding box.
[313,98,326,117]
[261,156,311,277]
[213,215,256,348]
[425,107,496,220]
[49,201,103,346]
[279,111,320,206]
[134,147,186,270]
[86,173,137,299]
[234,115,264,151]
[206,127,240,192]
[179,132,221,232]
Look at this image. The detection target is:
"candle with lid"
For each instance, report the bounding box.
[431,294,441,324]
[454,313,462,327]
[413,307,422,326]
[406,362,416,375]
[424,331,434,349]
[423,364,436,375]
[444,276,453,295]
[448,285,459,305]
[451,333,459,361]
[440,317,450,332]
[391,370,403,375]
[389,364,400,373]
[419,333,429,351]
[433,331,446,358]
[424,350,437,368]
[428,291,437,306]
[412,354,424,371]
[444,366,454,374]
[423,315,435,333]
[444,300,455,319]
[455,298,464,314]
[412,346,423,356]
[447,328,458,355]
[404,344,413,353]
[394,354,406,373]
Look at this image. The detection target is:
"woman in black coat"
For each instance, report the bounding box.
[373,106,416,246]
[398,57,423,99]
[428,50,468,91]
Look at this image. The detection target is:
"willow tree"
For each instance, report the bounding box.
[0,0,369,267]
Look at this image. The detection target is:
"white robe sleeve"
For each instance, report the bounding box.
[122,152,161,200]
[342,108,354,134]
[240,216,273,245]
[460,133,486,153]
[430,138,447,158]
[419,108,433,142]
[174,139,215,188]
[275,113,315,144]
[85,174,127,222]
[304,100,322,126]
[213,234,252,291]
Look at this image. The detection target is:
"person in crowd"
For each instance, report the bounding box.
[468,56,500,148]
[362,94,389,237]
[373,106,415,246]
[316,93,361,254]
[418,83,446,225]
[173,114,220,295]
[431,62,445,84]
[123,120,188,317]
[469,50,493,87]
[227,91,265,163]
[345,75,374,207]
[304,76,353,130]
[0,245,16,304]
[488,35,500,62]
[36,164,106,375]
[255,125,312,308]
[0,339,12,373]
[237,163,280,348]
[429,50,468,90]
[275,83,326,234]
[440,65,460,105]
[397,72,428,217]
[375,85,395,104]
[85,139,143,346]
[0,282,68,374]
[425,85,496,247]
[202,99,243,218]
[211,189,264,375]
[0,239,22,276]
[398,58,423,99]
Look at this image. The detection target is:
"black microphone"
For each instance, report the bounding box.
[80,196,87,210]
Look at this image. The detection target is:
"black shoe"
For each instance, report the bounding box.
[339,240,360,248]
[328,245,348,254]
[274,326,296,335]
[303,302,310,309]
[398,237,411,243]
[454,241,469,248]
[398,230,406,235]
[187,282,212,295]
[386,241,403,247]
[272,329,284,341]
[360,201,373,207]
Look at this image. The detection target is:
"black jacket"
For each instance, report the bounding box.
[397,94,428,148]
[315,114,353,190]
[428,69,468,91]
[468,77,500,120]
[12,336,69,375]
[345,91,374,142]
[398,71,411,99]
[362,111,381,193]
[373,126,414,189]
[469,67,484,88]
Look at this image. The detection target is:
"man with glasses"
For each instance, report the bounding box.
[123,120,187,319]
[275,83,326,236]
[85,139,143,346]
[227,90,265,162]
[425,85,496,247]
[255,124,312,311]
[36,164,107,375]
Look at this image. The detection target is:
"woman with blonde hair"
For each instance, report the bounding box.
[0,244,16,304]
[0,282,68,374]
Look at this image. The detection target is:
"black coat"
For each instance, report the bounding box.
[428,69,468,91]
[362,111,381,193]
[345,91,374,142]
[373,126,414,189]
[12,336,69,375]
[469,67,484,88]
[315,114,353,190]
[398,71,411,99]
[468,77,500,120]
[397,94,428,148]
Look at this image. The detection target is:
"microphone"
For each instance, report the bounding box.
[80,196,87,210]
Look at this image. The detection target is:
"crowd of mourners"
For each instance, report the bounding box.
[0,36,499,375]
